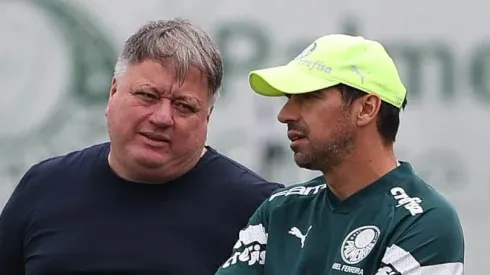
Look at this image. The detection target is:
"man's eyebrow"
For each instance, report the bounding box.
[133,84,160,93]
[175,94,200,104]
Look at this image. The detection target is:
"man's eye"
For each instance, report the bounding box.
[301,93,317,99]
[136,92,158,100]
[175,102,194,112]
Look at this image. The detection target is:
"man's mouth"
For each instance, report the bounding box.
[287,131,306,142]
[139,132,170,143]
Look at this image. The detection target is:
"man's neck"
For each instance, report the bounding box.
[108,146,207,184]
[322,145,398,200]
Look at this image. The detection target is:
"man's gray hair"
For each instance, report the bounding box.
[114,19,223,103]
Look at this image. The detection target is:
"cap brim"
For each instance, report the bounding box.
[249,65,340,97]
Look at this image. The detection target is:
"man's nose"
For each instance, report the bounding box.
[277,97,299,124]
[149,100,174,127]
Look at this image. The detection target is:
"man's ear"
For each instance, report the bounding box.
[109,77,118,98]
[106,77,118,117]
[207,106,214,122]
[356,94,381,127]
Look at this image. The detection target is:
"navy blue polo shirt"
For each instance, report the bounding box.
[0,143,283,275]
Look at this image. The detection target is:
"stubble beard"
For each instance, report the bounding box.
[293,114,356,172]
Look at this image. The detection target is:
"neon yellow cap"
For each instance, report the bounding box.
[248,34,407,108]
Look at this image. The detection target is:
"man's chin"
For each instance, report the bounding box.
[133,154,168,170]
[293,153,315,170]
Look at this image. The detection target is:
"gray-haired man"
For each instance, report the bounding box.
[0,19,283,275]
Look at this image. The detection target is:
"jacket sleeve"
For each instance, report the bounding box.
[375,206,465,275]
[0,167,38,275]
[215,200,270,275]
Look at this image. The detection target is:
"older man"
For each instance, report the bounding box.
[0,19,282,275]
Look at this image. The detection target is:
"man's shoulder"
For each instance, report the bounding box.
[24,143,108,182]
[265,176,326,206]
[199,147,284,220]
[385,175,464,268]
[391,172,459,218]
[388,169,462,237]
[205,147,284,191]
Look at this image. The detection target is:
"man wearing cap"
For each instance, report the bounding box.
[215,34,464,275]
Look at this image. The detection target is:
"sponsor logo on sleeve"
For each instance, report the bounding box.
[221,224,267,268]
[269,183,326,201]
[390,187,424,216]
